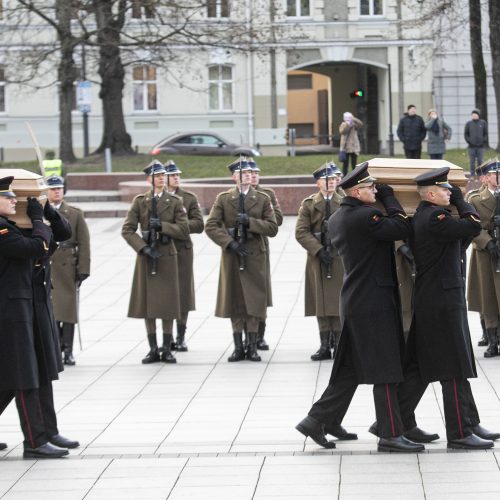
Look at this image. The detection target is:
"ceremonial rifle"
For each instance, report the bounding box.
[235,156,247,271]
[494,163,500,273]
[321,172,333,279]
[147,168,162,275]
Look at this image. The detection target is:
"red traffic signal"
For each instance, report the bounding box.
[350,89,364,98]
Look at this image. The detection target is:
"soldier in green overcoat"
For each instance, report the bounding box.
[164,160,204,351]
[122,161,189,364]
[295,163,344,361]
[205,159,278,362]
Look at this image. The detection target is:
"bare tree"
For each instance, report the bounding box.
[489,0,500,150]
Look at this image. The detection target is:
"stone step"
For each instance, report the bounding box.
[69,200,130,218]
[65,189,121,203]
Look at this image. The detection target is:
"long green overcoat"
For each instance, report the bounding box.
[122,190,189,319]
[295,191,344,317]
[51,201,91,323]
[205,186,278,319]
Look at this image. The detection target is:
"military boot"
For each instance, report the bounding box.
[256,321,269,350]
[142,334,160,364]
[228,332,246,362]
[160,334,177,363]
[61,323,76,366]
[478,317,488,347]
[311,331,332,361]
[247,332,262,361]
[175,324,188,352]
[484,328,499,358]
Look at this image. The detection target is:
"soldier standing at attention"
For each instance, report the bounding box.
[467,160,500,357]
[48,175,91,366]
[296,163,424,452]
[205,159,278,362]
[248,157,283,350]
[369,169,500,449]
[122,161,189,364]
[164,160,204,352]
[295,163,344,361]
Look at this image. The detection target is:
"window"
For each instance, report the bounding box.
[207,0,229,18]
[286,0,310,17]
[289,123,314,138]
[0,67,6,112]
[131,0,156,19]
[360,0,383,16]
[287,74,312,90]
[133,65,157,111]
[209,65,232,111]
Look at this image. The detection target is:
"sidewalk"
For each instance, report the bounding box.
[1,216,499,499]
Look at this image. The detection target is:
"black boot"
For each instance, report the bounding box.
[478,317,488,346]
[175,324,188,352]
[160,334,177,363]
[247,332,261,362]
[142,334,160,364]
[484,328,499,358]
[61,323,76,365]
[228,332,246,362]
[256,321,269,350]
[311,331,332,361]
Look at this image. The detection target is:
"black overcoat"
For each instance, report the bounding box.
[0,217,51,391]
[407,201,481,383]
[328,197,411,384]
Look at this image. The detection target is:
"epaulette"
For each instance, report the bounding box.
[168,192,182,201]
[255,190,271,200]
[466,189,481,202]
[302,194,316,203]
[67,204,84,215]
[179,188,197,198]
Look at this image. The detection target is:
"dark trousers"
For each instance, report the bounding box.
[342,153,358,176]
[404,148,422,159]
[398,360,479,441]
[308,337,404,438]
[429,153,443,160]
[0,383,59,448]
[59,322,75,351]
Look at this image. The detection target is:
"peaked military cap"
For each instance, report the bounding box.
[339,162,376,189]
[165,160,182,175]
[476,159,500,176]
[0,176,15,198]
[143,160,167,176]
[313,162,342,180]
[227,157,252,173]
[414,166,452,188]
[46,175,65,188]
[247,157,260,172]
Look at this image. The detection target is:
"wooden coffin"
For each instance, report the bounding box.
[0,168,47,228]
[366,158,467,215]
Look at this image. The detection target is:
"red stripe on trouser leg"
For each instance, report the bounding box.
[19,391,35,448]
[385,384,396,437]
[453,379,464,438]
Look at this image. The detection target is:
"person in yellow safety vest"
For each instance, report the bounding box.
[42,151,65,192]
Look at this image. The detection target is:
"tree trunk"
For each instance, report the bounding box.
[56,0,77,163]
[469,0,488,146]
[489,0,500,150]
[93,0,134,155]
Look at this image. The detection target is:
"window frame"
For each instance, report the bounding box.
[285,0,312,19]
[208,64,233,113]
[132,64,159,113]
[207,0,230,19]
[359,0,384,17]
[131,0,156,20]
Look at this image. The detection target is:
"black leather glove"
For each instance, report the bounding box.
[43,202,58,222]
[228,240,249,257]
[398,243,415,264]
[141,245,161,259]
[76,273,89,286]
[236,213,250,227]
[149,217,162,231]
[375,184,394,201]
[449,185,464,206]
[27,197,44,221]
[486,240,500,258]
[317,248,333,265]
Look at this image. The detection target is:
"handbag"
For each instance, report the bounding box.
[338,150,347,162]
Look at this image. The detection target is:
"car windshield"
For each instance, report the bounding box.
[175,134,222,146]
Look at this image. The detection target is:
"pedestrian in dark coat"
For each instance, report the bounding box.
[397,166,499,449]
[205,159,278,362]
[397,104,427,158]
[0,176,69,458]
[464,109,488,175]
[164,160,204,352]
[48,175,91,365]
[296,163,424,453]
[295,163,344,361]
[122,161,190,364]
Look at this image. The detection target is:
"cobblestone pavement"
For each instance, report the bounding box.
[1,216,499,499]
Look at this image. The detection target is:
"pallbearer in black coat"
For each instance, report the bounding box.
[296,163,424,452]
[397,167,499,449]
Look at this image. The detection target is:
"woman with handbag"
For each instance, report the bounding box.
[339,112,363,175]
[424,109,452,160]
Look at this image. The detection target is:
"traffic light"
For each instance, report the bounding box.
[350,89,364,98]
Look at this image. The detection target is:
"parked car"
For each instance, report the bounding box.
[151,132,261,157]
